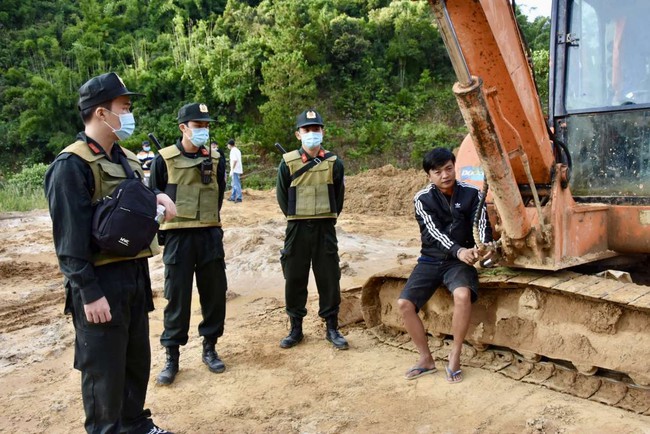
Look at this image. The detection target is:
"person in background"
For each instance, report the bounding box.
[44,71,176,434]
[227,138,243,203]
[397,147,493,383]
[149,103,228,386]
[275,108,348,350]
[137,140,155,186]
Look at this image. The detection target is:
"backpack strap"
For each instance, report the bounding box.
[290,152,334,182]
[118,152,139,179]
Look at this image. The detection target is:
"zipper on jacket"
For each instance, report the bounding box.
[433,183,456,232]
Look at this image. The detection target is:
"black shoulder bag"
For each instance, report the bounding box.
[92,154,159,257]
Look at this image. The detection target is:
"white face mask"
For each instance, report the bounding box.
[185,127,210,147]
[104,110,135,141]
[301,131,323,150]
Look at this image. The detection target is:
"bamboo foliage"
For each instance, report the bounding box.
[0,0,549,174]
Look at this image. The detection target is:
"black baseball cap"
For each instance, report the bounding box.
[177,103,215,124]
[78,72,142,111]
[295,109,324,129]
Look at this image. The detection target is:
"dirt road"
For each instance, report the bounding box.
[0,167,648,433]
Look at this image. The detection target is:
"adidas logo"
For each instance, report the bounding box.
[118,237,130,246]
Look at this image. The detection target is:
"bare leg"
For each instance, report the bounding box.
[398,299,436,377]
[448,287,471,376]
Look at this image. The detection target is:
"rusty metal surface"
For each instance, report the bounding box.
[431,0,554,183]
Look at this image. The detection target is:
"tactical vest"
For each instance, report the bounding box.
[60,140,158,266]
[158,145,221,230]
[283,149,338,220]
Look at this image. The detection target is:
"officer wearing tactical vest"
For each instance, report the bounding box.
[149,103,228,385]
[44,72,176,434]
[276,109,348,350]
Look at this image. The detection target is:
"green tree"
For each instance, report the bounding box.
[259,50,322,146]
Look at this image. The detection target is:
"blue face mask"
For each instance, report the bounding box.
[301,131,323,150]
[187,127,210,147]
[104,111,135,141]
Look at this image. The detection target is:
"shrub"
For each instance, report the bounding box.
[6,163,49,192]
[0,163,49,211]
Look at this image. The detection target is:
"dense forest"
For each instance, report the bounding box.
[0,0,550,180]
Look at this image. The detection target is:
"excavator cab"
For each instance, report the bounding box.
[551,0,650,200]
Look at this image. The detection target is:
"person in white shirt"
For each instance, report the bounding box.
[227,139,243,202]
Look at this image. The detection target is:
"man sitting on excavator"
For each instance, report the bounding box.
[398,147,493,383]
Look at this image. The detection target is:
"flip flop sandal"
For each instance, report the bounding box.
[445,366,463,383]
[404,366,437,380]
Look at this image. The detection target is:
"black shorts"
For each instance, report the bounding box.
[399,256,479,312]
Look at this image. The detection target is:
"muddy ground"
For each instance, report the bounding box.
[0,166,648,433]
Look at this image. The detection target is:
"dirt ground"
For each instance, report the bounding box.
[0,166,648,434]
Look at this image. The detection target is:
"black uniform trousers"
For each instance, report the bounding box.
[280,219,341,319]
[68,258,154,434]
[160,227,227,347]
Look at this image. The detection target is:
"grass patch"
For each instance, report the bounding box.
[241,168,277,190]
[0,163,48,212]
[0,184,48,212]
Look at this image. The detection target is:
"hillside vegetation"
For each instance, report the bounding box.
[0,0,549,181]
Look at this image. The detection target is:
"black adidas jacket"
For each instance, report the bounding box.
[412,181,493,260]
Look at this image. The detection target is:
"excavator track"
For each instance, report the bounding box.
[360,265,650,414]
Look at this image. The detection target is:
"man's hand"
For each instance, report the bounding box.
[457,247,480,266]
[156,193,177,222]
[84,296,112,323]
[478,241,499,267]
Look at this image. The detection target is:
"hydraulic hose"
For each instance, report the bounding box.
[473,176,489,249]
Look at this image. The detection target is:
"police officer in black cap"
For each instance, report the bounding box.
[149,102,228,385]
[44,72,176,434]
[276,108,348,350]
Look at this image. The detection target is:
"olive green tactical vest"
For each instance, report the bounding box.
[158,145,221,230]
[283,149,338,220]
[60,140,158,266]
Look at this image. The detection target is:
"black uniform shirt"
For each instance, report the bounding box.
[276,147,345,218]
[149,140,226,213]
[44,132,128,306]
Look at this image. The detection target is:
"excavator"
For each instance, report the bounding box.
[358,0,650,413]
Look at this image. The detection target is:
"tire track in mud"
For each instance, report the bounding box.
[0,261,63,333]
[0,290,63,333]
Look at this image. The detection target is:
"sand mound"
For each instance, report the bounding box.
[345,165,427,216]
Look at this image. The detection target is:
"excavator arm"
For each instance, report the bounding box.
[429,0,650,270]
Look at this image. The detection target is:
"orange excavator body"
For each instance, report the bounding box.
[358,0,650,412]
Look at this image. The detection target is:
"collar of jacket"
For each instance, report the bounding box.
[300,147,326,163]
[76,132,122,159]
[175,140,209,158]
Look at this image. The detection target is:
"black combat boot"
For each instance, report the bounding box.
[325,315,349,350]
[280,316,304,349]
[156,346,179,385]
[202,338,226,373]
